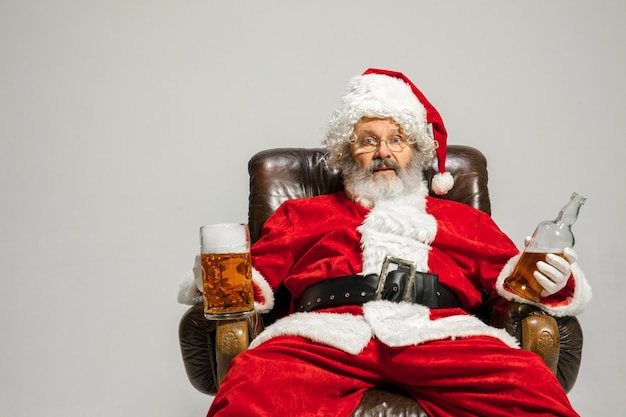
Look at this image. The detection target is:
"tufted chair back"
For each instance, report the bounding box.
[247,145,491,243]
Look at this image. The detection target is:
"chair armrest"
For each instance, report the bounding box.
[215,313,264,386]
[484,296,583,393]
[178,304,218,395]
[553,315,583,393]
[520,314,560,373]
[178,304,265,395]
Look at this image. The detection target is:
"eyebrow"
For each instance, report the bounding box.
[357,128,402,136]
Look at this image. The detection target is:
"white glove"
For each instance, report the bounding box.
[177,255,204,305]
[192,255,204,293]
[534,247,577,297]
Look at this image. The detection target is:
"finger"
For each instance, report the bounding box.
[563,247,578,264]
[545,254,571,275]
[534,270,560,294]
[193,255,202,275]
[535,260,567,283]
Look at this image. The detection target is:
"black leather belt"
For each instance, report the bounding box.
[296,270,460,313]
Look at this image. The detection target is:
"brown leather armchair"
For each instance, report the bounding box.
[179,146,583,416]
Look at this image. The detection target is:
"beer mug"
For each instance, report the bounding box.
[200,223,254,319]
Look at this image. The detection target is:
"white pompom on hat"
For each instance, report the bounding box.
[338,68,454,195]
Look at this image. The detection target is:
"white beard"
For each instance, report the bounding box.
[343,156,426,208]
[357,181,435,275]
[342,156,437,275]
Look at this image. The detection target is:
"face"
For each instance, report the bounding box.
[349,117,414,179]
[341,117,424,207]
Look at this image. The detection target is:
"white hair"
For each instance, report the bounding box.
[323,73,436,169]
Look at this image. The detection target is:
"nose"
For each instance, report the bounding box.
[374,140,393,159]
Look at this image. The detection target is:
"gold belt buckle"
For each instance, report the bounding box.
[374,256,417,302]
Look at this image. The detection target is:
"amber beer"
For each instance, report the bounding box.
[200,224,254,319]
[201,252,254,317]
[504,251,567,303]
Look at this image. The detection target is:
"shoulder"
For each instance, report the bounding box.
[426,196,514,246]
[282,191,347,206]
[425,196,490,220]
[274,192,366,219]
[279,192,357,210]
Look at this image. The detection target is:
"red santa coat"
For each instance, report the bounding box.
[248,186,590,354]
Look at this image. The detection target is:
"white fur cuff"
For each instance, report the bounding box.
[496,255,592,317]
[252,267,275,313]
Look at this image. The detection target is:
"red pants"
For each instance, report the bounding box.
[207,335,578,417]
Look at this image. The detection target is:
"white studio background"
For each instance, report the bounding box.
[0,1,623,416]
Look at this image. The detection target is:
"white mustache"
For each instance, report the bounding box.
[367,159,399,174]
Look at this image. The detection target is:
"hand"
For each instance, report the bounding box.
[177,255,204,305]
[534,248,577,297]
[193,255,204,293]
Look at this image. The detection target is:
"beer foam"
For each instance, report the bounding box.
[200,223,249,253]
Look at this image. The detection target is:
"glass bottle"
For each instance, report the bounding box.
[503,192,586,302]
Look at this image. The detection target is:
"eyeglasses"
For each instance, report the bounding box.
[349,135,415,154]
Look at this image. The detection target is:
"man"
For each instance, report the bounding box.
[181,68,591,416]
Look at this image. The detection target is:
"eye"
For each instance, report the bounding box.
[360,136,378,146]
[389,136,404,145]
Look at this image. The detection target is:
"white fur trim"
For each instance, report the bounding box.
[431,171,454,195]
[249,300,520,354]
[362,301,519,348]
[252,267,275,313]
[343,74,426,128]
[249,312,373,355]
[358,185,435,275]
[496,255,592,317]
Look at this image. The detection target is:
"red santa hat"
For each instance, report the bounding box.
[328,68,453,195]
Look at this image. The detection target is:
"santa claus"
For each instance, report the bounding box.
[180,68,591,417]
